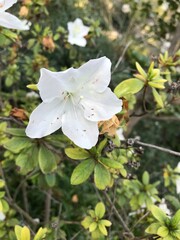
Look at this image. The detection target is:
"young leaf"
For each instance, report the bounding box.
[14,225,22,240]
[81,216,93,229]
[172,209,180,227]
[95,202,105,219]
[136,62,147,78]
[21,226,31,240]
[98,222,107,236]
[152,88,164,108]
[89,222,98,232]
[151,205,167,223]
[94,164,111,190]
[65,148,90,160]
[38,145,57,174]
[100,220,112,227]
[71,159,95,185]
[145,222,162,234]
[157,226,169,237]
[142,171,149,185]
[34,227,48,240]
[148,82,165,89]
[100,157,123,169]
[114,78,144,97]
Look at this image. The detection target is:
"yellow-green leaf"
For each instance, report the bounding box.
[71,159,95,185]
[34,227,48,240]
[81,216,93,229]
[94,164,111,190]
[136,62,147,78]
[26,84,38,91]
[21,226,31,240]
[100,157,123,169]
[148,82,165,89]
[95,202,105,219]
[151,205,167,223]
[89,222,98,232]
[114,78,144,97]
[157,226,169,237]
[152,88,164,108]
[98,222,108,236]
[15,225,22,240]
[65,148,90,160]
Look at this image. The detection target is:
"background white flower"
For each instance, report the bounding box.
[116,128,125,141]
[0,0,30,30]
[122,4,131,13]
[158,198,171,215]
[67,18,90,47]
[0,211,5,221]
[26,57,122,149]
[175,162,180,194]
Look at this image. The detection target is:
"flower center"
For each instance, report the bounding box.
[0,0,5,8]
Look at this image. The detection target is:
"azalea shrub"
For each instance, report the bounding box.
[0,0,180,239]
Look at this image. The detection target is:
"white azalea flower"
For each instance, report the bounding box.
[26,57,122,149]
[158,198,171,216]
[67,18,90,47]
[0,0,29,30]
[116,128,125,141]
[122,4,131,13]
[0,211,5,221]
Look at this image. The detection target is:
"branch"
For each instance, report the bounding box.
[130,138,180,157]
[103,191,134,239]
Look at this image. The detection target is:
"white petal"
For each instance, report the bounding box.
[68,36,87,47]
[0,12,29,30]
[0,0,17,12]
[38,68,79,102]
[62,103,99,149]
[26,98,64,138]
[176,179,180,194]
[81,88,122,121]
[0,212,5,221]
[74,18,89,36]
[77,57,111,92]
[116,128,125,140]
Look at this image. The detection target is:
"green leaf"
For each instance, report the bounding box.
[45,174,56,187]
[114,78,144,97]
[151,205,167,223]
[5,128,26,137]
[88,210,96,218]
[71,159,95,185]
[157,226,169,237]
[95,202,105,219]
[81,216,93,229]
[89,222,98,232]
[136,62,147,78]
[38,145,57,174]
[152,87,164,108]
[142,171,149,185]
[172,209,180,227]
[97,138,107,155]
[4,137,32,153]
[100,157,123,169]
[65,148,90,160]
[34,227,47,240]
[98,223,107,236]
[94,164,111,190]
[145,222,162,234]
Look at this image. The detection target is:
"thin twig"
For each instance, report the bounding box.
[112,41,132,74]
[0,116,24,126]
[131,211,150,230]
[135,140,180,157]
[70,229,83,240]
[103,191,134,239]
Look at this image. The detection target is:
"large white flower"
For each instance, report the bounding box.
[0,0,29,30]
[67,18,90,47]
[26,57,122,149]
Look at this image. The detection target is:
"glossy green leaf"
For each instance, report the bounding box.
[94,164,111,190]
[95,202,105,219]
[114,78,144,97]
[71,159,95,185]
[38,145,57,174]
[152,87,164,108]
[65,148,90,160]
